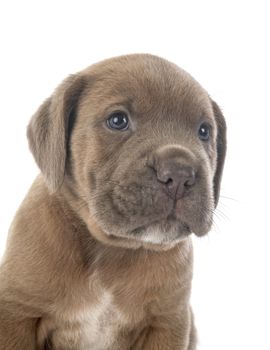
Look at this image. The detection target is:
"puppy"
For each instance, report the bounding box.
[0,54,226,349]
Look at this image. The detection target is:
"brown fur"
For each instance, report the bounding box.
[0,54,226,349]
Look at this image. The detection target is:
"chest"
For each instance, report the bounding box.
[37,245,190,349]
[38,290,134,350]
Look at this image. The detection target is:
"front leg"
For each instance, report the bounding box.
[132,307,196,350]
[0,317,37,350]
[0,290,39,350]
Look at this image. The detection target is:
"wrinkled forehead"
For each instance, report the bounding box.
[80,55,213,121]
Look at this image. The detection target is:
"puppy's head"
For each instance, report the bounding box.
[28,54,226,250]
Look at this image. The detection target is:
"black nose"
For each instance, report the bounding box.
[149,147,196,199]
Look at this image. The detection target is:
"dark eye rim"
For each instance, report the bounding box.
[198,122,211,141]
[106,111,130,131]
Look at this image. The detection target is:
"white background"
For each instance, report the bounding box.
[0,1,269,349]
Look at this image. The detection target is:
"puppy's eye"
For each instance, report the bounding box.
[107,112,129,131]
[198,123,210,141]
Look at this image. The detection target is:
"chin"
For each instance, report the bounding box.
[102,218,192,251]
[130,219,191,244]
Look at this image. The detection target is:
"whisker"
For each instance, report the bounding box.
[216,202,231,213]
[219,194,238,203]
[214,208,229,222]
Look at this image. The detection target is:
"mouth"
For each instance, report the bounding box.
[87,184,213,249]
[85,201,210,251]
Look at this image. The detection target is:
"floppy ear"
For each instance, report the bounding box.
[27,74,86,192]
[211,100,227,207]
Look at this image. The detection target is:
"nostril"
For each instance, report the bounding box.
[184,170,196,187]
[184,179,194,187]
[165,177,173,186]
